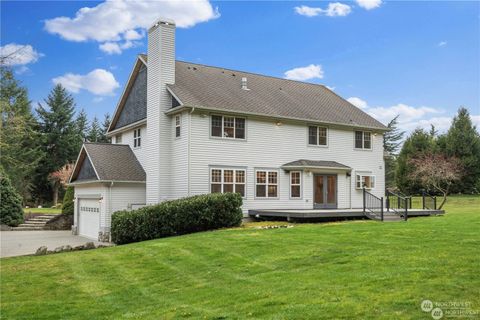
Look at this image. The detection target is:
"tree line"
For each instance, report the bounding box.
[1,66,111,206]
[384,107,480,208]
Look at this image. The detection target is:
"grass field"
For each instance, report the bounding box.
[2,196,479,319]
[23,207,61,215]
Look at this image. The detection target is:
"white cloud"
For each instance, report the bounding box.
[355,0,382,10]
[93,97,104,103]
[44,0,219,54]
[15,66,30,75]
[326,85,336,91]
[472,115,480,128]
[367,103,441,124]
[52,69,120,96]
[347,97,368,109]
[295,3,351,17]
[438,41,447,47]
[99,42,122,55]
[0,43,43,66]
[284,64,324,81]
[347,96,455,133]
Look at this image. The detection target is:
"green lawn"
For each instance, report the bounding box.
[23,207,61,215]
[2,196,479,319]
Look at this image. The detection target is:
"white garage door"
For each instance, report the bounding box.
[79,198,100,240]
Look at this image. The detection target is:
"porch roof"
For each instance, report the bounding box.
[281,159,351,171]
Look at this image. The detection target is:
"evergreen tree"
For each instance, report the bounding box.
[87,116,101,142]
[99,113,111,143]
[61,186,74,215]
[75,109,88,141]
[0,166,24,227]
[443,107,480,193]
[0,67,44,201]
[35,84,79,202]
[383,116,405,188]
[396,128,434,194]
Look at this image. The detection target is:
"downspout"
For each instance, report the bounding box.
[109,181,113,227]
[187,107,195,196]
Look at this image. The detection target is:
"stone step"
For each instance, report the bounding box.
[18,223,46,227]
[22,220,48,225]
[34,215,60,219]
[28,217,53,220]
[12,226,45,231]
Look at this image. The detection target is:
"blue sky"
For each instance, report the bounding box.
[1,0,479,132]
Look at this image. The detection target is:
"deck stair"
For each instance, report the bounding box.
[11,214,61,231]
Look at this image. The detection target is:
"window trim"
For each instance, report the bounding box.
[354,130,372,150]
[289,171,302,199]
[209,167,247,198]
[355,173,376,190]
[133,128,141,149]
[175,114,181,138]
[210,114,247,141]
[115,134,122,144]
[307,125,329,147]
[254,168,279,199]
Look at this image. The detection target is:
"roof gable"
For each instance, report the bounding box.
[108,57,147,132]
[70,143,146,183]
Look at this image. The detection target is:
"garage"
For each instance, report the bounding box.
[78,198,101,240]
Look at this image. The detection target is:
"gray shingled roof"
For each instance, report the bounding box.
[73,143,146,182]
[282,159,351,169]
[166,61,387,130]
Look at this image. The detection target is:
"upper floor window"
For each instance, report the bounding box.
[356,174,375,189]
[290,171,302,198]
[175,115,181,137]
[210,168,245,197]
[355,131,371,149]
[309,126,328,146]
[115,134,122,144]
[134,128,141,148]
[211,115,245,139]
[256,170,278,198]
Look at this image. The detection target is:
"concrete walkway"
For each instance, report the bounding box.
[0,231,108,258]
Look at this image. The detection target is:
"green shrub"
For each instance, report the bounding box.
[111,193,243,244]
[0,170,24,226]
[62,187,74,215]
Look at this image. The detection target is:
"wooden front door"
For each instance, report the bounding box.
[314,174,337,209]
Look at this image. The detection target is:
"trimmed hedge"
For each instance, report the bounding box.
[111,193,243,244]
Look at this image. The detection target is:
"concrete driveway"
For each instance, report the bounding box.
[1,231,107,258]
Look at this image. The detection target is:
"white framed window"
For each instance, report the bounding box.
[356,174,376,189]
[355,131,372,149]
[115,134,122,144]
[210,168,246,197]
[211,115,246,139]
[290,171,302,198]
[255,170,278,198]
[133,128,141,148]
[308,126,328,146]
[175,115,181,137]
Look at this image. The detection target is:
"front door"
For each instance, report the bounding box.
[314,174,337,209]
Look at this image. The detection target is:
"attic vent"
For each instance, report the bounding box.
[241,77,250,91]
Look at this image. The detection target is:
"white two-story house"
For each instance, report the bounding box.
[69,18,388,241]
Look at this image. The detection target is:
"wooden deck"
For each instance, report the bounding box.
[248,208,445,220]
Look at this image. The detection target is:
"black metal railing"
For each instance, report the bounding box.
[422,191,437,210]
[363,188,384,221]
[386,190,409,221]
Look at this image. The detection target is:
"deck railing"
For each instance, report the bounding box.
[363,188,383,221]
[422,191,437,210]
[386,190,409,221]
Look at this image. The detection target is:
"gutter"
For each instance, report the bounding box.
[164,105,389,132]
[68,180,146,186]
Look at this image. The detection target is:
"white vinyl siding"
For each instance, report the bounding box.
[188,112,384,212]
[115,134,122,144]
